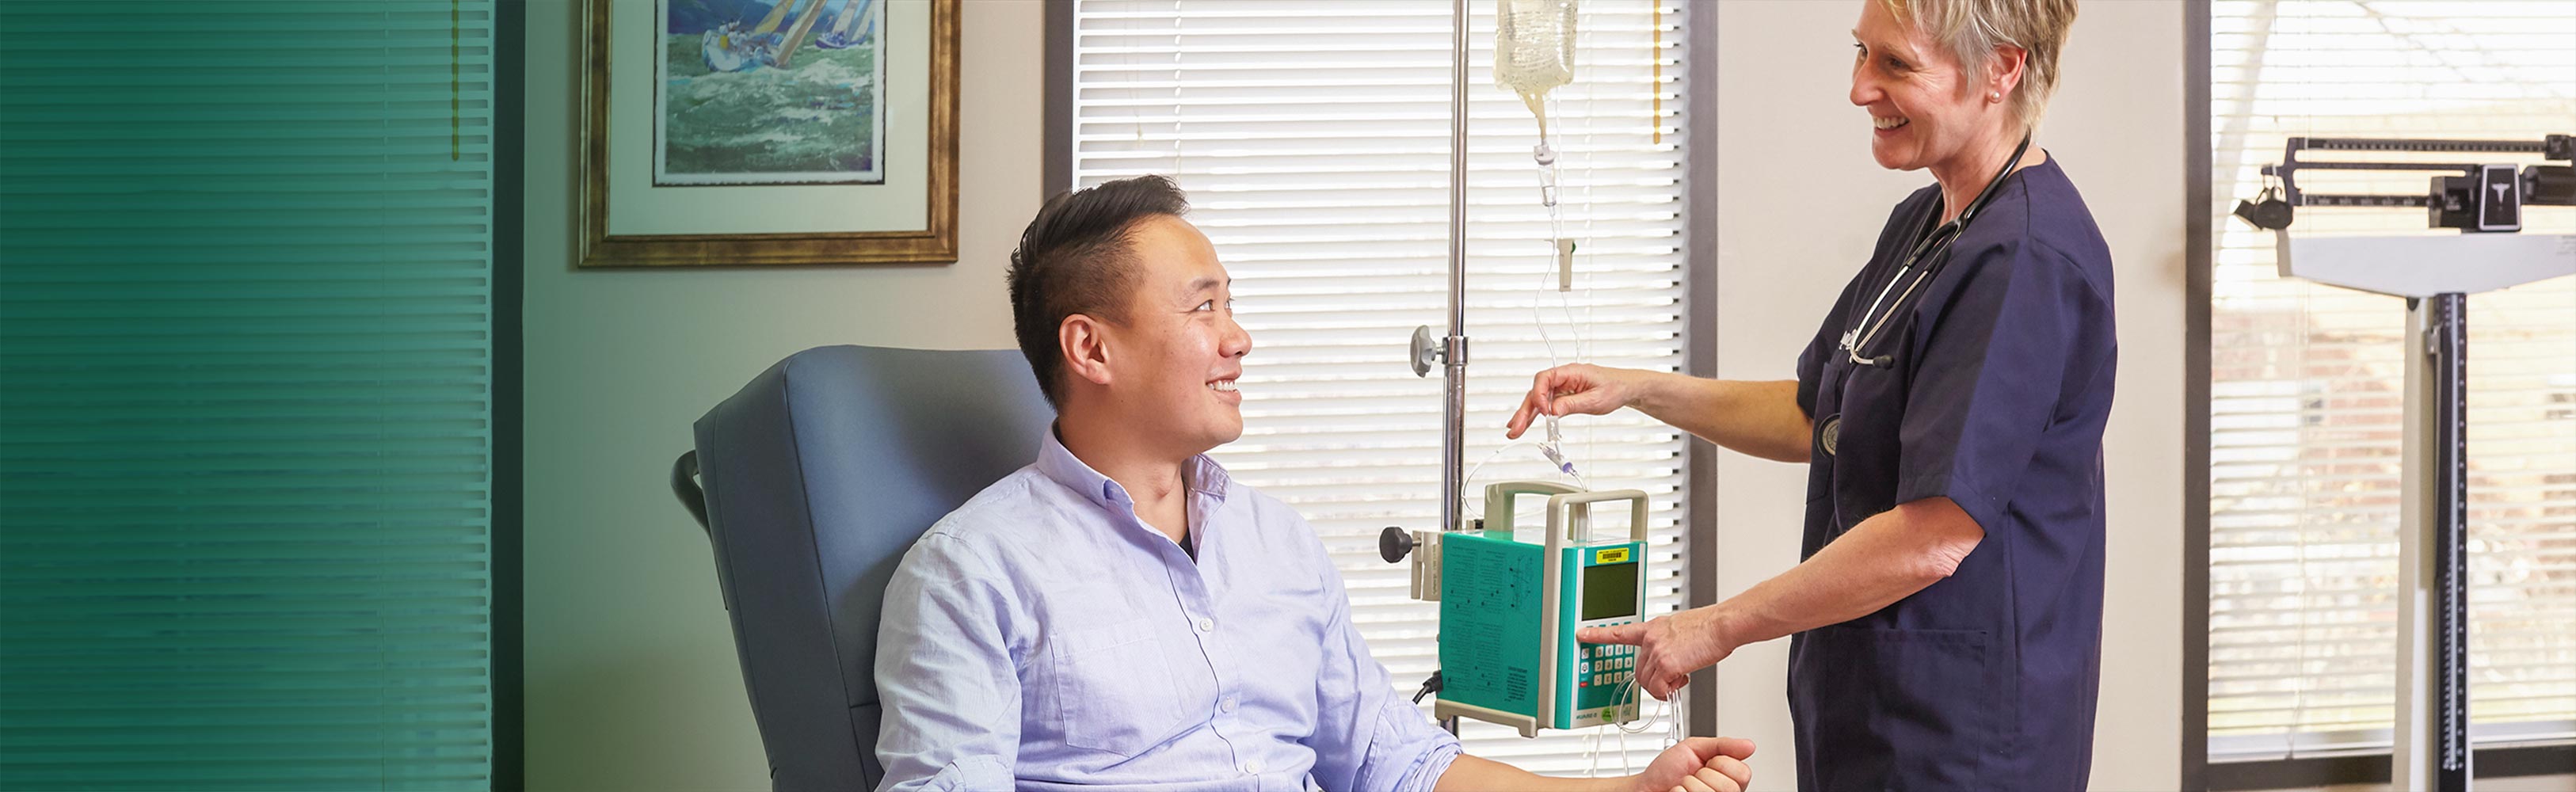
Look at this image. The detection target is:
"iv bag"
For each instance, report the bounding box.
[1494,0,1577,136]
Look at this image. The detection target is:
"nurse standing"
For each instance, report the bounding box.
[1504,1,2110,789]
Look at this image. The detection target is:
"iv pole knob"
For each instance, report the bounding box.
[1379,526,1416,563]
[1409,325,1439,378]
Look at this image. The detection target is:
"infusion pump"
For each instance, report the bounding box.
[1386,482,1649,737]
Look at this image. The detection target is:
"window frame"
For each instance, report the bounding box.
[2182,1,2576,788]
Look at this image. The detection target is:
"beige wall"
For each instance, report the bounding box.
[519,0,1042,788]
[1708,2,2189,790]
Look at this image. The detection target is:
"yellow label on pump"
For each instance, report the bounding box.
[1595,547,1630,564]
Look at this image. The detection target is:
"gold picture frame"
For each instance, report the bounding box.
[580,0,958,267]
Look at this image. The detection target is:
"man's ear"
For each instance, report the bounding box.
[1060,314,1114,389]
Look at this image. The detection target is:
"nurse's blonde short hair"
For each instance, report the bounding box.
[1881,0,2077,131]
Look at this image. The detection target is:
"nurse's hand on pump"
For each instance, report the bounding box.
[1580,607,1734,702]
[1633,737,1756,792]
[1505,363,1648,439]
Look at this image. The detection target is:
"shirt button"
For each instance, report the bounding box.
[1219,695,1238,713]
[1195,617,1215,633]
[1244,759,1263,774]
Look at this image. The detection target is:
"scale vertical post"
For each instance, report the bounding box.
[2394,294,2472,792]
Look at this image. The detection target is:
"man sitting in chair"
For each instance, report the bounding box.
[873,175,1757,792]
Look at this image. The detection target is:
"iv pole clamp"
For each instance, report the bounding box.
[2234,133,2574,792]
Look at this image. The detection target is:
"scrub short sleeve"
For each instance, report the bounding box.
[1893,240,2098,534]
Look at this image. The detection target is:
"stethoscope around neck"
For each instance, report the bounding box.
[1838,133,2033,368]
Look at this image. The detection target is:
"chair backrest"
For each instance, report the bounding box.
[682,345,1051,790]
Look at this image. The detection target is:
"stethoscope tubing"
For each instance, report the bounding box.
[1840,134,2034,368]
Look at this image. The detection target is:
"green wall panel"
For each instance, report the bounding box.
[1,2,498,788]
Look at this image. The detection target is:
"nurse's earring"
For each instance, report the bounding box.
[1988,90,2002,103]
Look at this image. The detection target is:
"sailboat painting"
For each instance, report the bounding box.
[655,0,885,185]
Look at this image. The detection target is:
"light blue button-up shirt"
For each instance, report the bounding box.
[874,430,1462,791]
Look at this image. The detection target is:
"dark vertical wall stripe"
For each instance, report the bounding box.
[1683,0,1721,739]
[2184,2,2214,790]
[1044,0,1074,198]
[495,1,528,789]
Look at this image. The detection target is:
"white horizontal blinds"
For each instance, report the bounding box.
[0,2,497,788]
[2206,0,2576,761]
[1072,0,1690,771]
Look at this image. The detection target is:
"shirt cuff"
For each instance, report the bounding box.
[905,756,1013,792]
[1393,740,1463,792]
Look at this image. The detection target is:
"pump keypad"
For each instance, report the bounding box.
[1577,633,1637,689]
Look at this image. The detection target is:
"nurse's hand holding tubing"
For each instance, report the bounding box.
[1509,364,1988,702]
[1506,364,1812,464]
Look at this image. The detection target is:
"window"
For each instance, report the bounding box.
[1068,0,1693,771]
[0,2,502,786]
[2206,0,2576,763]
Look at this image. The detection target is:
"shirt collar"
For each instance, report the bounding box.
[1035,426,1233,512]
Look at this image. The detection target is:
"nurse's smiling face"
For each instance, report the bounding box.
[1847,0,2010,177]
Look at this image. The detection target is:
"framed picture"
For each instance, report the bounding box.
[581,0,958,267]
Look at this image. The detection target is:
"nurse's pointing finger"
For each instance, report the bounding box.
[1577,623,1645,645]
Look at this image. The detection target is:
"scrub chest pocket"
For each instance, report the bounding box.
[1811,354,1911,534]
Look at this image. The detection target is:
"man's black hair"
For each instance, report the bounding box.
[1005,175,1191,407]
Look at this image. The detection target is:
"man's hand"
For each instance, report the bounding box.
[1632,737,1755,792]
[1578,606,1732,701]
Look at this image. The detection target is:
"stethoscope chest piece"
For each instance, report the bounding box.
[1820,414,1841,457]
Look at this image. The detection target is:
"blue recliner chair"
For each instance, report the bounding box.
[670,345,1053,790]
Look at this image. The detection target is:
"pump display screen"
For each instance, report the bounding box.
[1580,562,1639,621]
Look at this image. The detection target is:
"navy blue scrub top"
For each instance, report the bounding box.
[1789,156,2117,791]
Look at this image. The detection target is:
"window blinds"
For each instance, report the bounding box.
[1069,0,1691,772]
[2206,0,2576,762]
[0,2,499,788]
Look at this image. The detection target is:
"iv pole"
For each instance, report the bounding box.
[1439,0,1470,542]
[1388,0,1474,737]
[1430,0,1472,737]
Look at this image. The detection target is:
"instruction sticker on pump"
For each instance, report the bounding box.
[1593,548,1630,564]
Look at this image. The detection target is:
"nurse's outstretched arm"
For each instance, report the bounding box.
[1579,497,1983,700]
[1507,364,1811,464]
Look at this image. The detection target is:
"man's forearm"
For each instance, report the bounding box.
[1435,755,1622,792]
[1632,375,1811,463]
[1708,498,1983,648]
